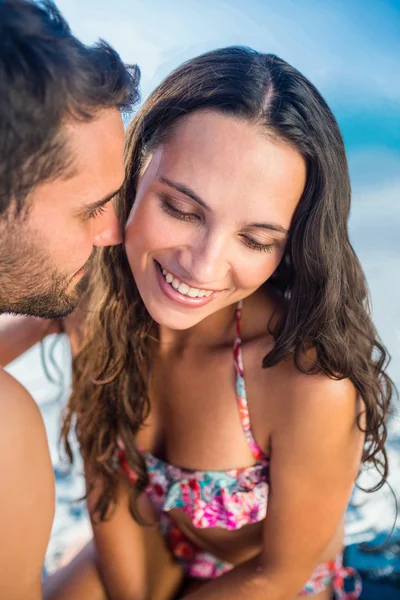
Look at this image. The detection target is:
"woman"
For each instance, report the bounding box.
[45,47,393,599]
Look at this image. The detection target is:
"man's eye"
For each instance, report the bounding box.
[86,205,107,219]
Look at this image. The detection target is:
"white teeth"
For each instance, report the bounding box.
[159,263,214,299]
[178,282,189,294]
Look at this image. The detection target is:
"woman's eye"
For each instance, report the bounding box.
[242,235,274,254]
[160,198,200,222]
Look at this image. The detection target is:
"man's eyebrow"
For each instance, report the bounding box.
[159,176,210,211]
[159,176,288,234]
[83,187,122,211]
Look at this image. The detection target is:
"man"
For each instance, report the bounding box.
[0,1,139,598]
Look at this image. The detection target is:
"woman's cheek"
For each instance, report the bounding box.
[125,204,152,250]
[234,254,280,291]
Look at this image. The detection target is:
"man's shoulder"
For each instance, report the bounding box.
[0,368,54,483]
[0,371,55,599]
[0,368,45,437]
[0,367,36,399]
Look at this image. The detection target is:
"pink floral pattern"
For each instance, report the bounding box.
[142,450,269,530]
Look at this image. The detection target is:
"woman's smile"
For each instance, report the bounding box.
[154,259,223,308]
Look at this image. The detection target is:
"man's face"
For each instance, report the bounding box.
[0,109,125,318]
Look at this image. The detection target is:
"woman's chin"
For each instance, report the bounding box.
[153,311,200,331]
[141,297,204,331]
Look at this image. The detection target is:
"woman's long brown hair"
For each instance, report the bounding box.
[61,47,395,522]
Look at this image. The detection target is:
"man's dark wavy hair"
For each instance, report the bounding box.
[0,0,140,216]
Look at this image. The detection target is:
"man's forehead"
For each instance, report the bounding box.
[63,109,125,167]
[56,110,126,197]
[64,108,124,141]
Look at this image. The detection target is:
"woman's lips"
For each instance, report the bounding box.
[154,260,220,308]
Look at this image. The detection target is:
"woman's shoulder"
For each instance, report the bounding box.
[241,289,360,448]
[271,359,358,419]
[244,285,357,400]
[251,356,361,458]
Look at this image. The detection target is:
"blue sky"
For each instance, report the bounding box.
[55,0,400,188]
[55,0,400,381]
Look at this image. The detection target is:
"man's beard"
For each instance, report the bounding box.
[0,224,90,319]
[1,271,87,319]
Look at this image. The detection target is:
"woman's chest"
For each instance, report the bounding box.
[136,342,273,471]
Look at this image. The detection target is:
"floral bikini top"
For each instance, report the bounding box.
[117,300,270,531]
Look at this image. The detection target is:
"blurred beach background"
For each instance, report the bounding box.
[6,0,400,596]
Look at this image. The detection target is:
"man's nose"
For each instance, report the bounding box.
[92,202,123,247]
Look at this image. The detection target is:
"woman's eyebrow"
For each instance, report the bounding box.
[159,176,210,211]
[248,222,288,234]
[159,175,287,234]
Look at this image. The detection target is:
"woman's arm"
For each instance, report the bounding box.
[0,370,55,600]
[181,374,364,600]
[87,473,183,600]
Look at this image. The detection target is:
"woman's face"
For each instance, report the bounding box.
[125,111,306,330]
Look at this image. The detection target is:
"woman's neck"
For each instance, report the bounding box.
[155,302,238,354]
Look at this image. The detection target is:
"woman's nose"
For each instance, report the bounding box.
[179,233,230,285]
